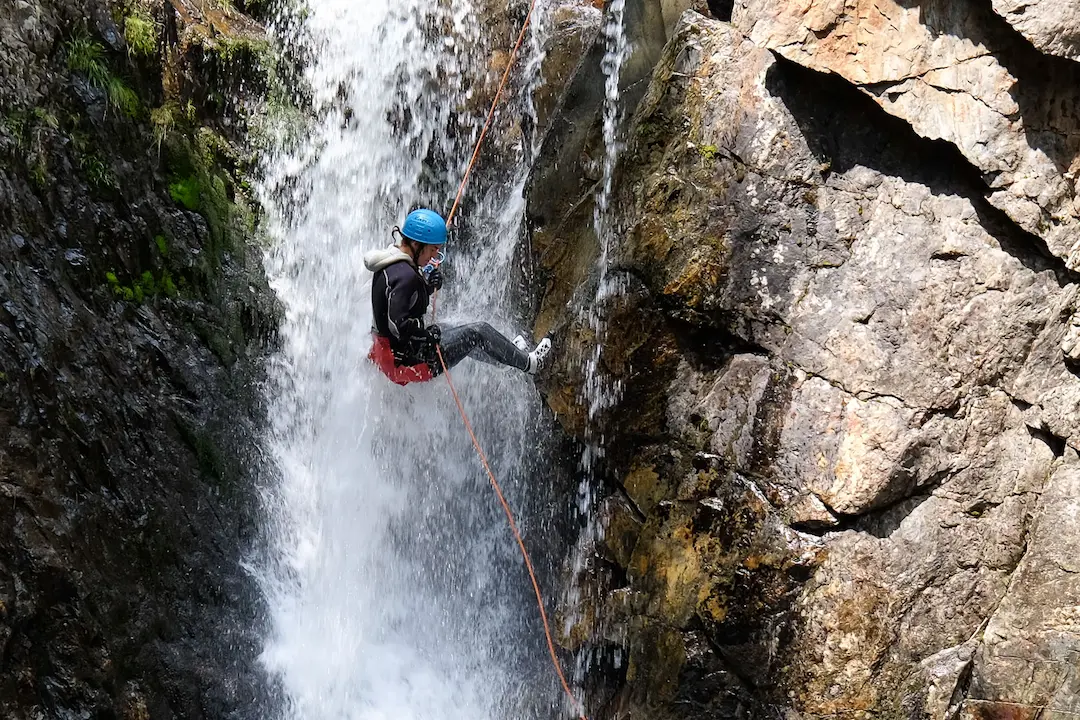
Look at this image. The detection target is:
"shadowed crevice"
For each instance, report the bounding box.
[766,54,1080,286]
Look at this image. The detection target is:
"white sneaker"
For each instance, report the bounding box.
[513,334,529,353]
[526,337,552,375]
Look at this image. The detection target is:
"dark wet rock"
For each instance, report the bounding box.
[0,0,278,717]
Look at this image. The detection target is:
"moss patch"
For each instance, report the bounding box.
[124,11,157,57]
[168,175,201,211]
[106,268,178,303]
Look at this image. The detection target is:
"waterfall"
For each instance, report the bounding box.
[565,0,632,690]
[582,0,631,447]
[250,1,571,717]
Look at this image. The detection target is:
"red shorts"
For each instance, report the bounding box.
[368,334,434,386]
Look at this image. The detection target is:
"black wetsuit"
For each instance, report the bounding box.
[371,258,530,373]
[371,258,436,366]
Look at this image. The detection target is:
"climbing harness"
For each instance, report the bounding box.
[432,0,589,717]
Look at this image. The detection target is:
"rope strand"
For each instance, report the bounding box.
[445,0,539,228]
[433,0,588,716]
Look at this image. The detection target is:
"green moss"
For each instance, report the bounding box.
[168,175,201,210]
[155,234,169,256]
[150,104,175,152]
[160,270,178,298]
[136,270,157,295]
[215,34,271,64]
[124,12,157,57]
[106,270,133,301]
[699,144,719,161]
[107,268,176,303]
[164,129,239,261]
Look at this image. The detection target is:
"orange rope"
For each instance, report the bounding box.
[445,0,539,228]
[432,1,588,717]
[435,344,586,720]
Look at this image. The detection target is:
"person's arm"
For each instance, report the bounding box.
[385,267,428,340]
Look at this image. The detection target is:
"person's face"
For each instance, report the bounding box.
[418,243,442,267]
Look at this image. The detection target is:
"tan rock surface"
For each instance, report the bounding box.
[733,0,1080,269]
[992,0,1080,61]
[532,8,1080,718]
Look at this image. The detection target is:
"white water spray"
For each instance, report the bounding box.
[251,1,569,718]
[582,0,631,430]
[564,0,632,687]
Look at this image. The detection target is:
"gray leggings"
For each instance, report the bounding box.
[438,322,529,372]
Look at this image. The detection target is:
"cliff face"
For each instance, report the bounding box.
[0,0,276,716]
[531,2,1080,718]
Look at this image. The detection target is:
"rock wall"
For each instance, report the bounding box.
[531,2,1080,718]
[0,0,277,716]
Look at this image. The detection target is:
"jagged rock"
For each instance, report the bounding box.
[1009,286,1080,449]
[732,0,1080,269]
[965,463,1080,714]
[991,0,1080,61]
[0,0,277,716]
[537,8,1080,718]
[786,492,837,529]
[532,3,603,136]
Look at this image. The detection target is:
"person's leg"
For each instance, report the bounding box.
[439,322,530,371]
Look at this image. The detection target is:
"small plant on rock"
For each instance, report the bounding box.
[107,76,142,118]
[80,152,117,188]
[65,33,110,87]
[65,29,142,119]
[124,9,158,57]
[150,104,175,151]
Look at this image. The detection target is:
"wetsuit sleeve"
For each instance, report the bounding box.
[385,268,427,340]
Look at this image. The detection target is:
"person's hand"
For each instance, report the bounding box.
[399,317,424,337]
[426,268,443,291]
[426,323,442,344]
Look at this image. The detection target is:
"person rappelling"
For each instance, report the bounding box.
[364,208,552,386]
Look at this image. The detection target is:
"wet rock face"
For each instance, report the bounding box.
[0,0,277,717]
[531,5,1080,718]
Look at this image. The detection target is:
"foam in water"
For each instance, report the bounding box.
[252,1,567,718]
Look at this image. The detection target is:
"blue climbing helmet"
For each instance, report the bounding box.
[400,208,447,245]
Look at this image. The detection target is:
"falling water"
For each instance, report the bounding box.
[564,0,632,689]
[251,1,572,718]
[582,0,630,439]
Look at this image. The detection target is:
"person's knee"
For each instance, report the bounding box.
[462,322,496,341]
